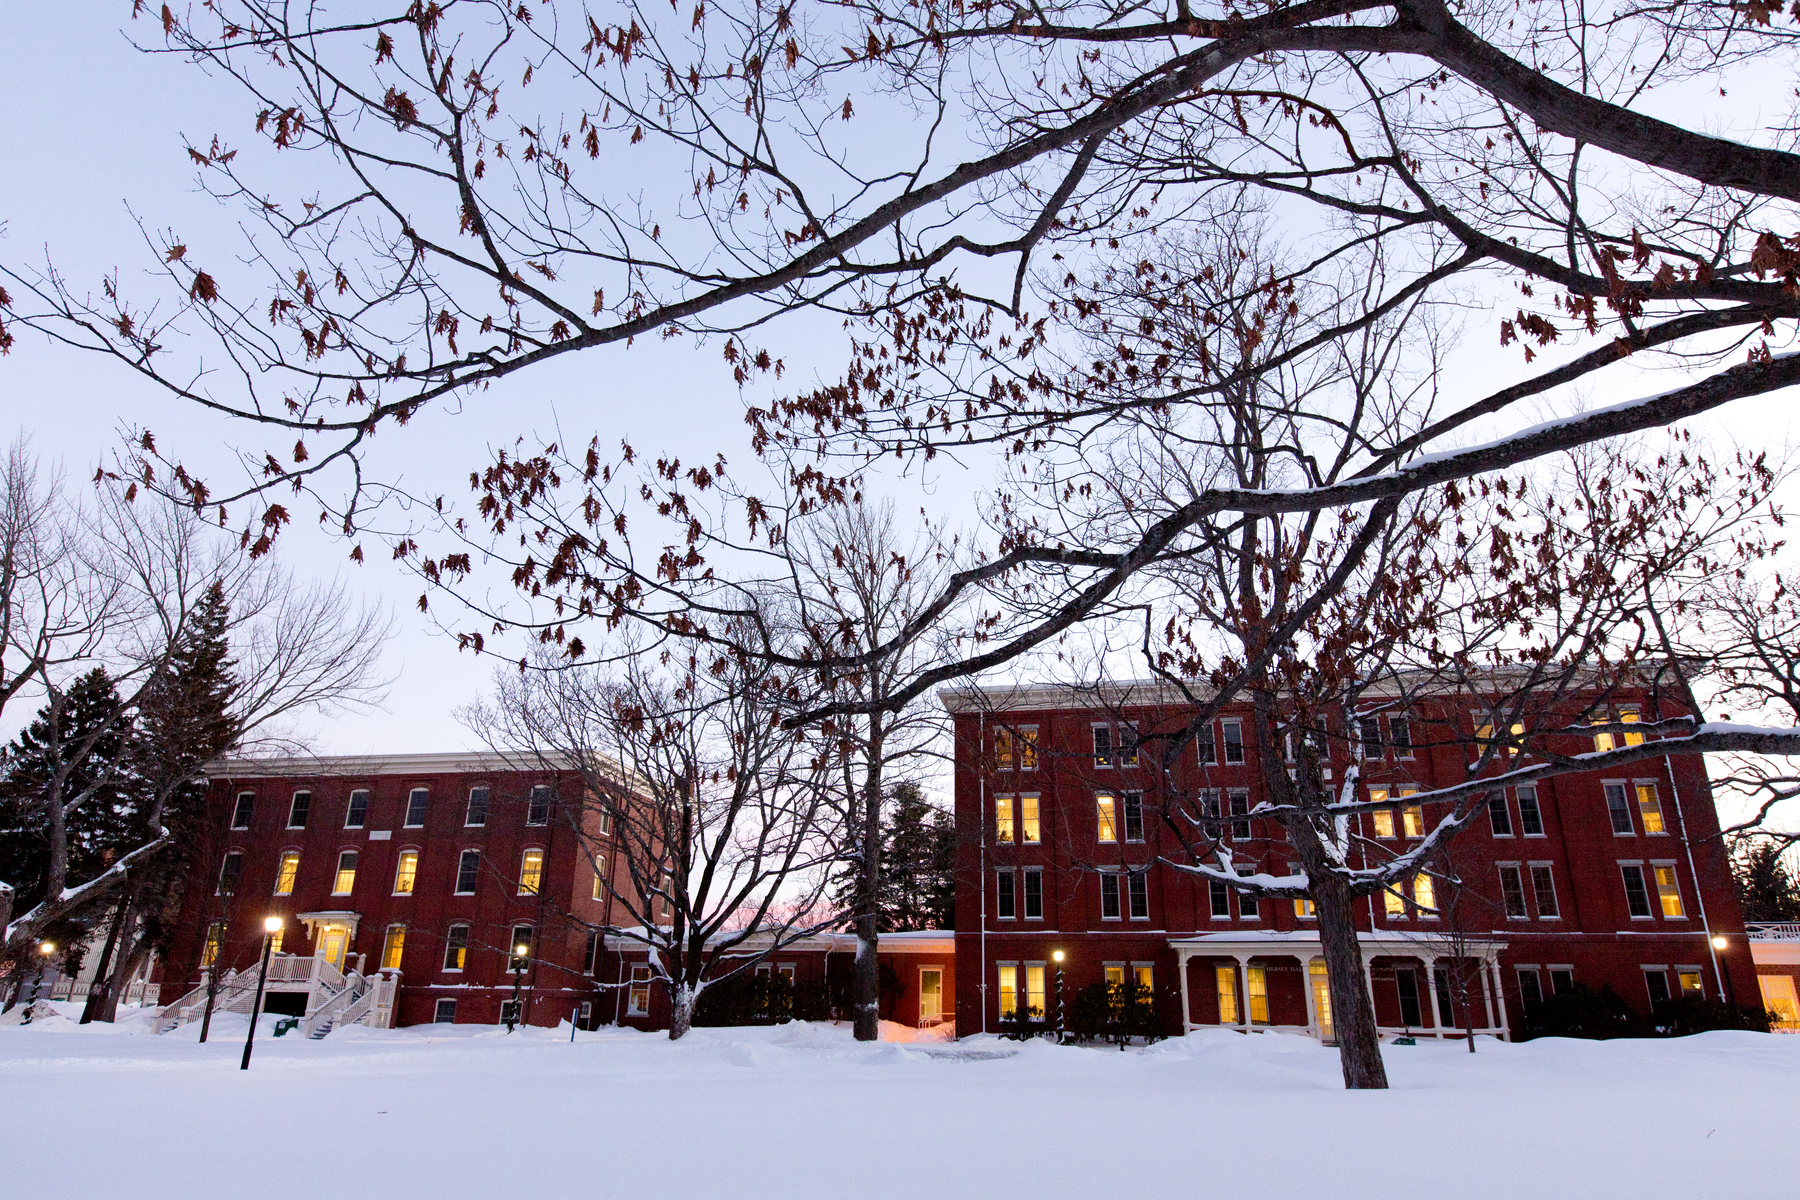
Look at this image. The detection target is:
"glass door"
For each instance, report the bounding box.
[919,968,943,1023]
[317,925,349,971]
[1309,960,1334,1041]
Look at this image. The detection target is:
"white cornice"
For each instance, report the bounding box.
[203,750,584,779]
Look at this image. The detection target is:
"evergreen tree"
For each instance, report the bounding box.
[885,782,955,931]
[1734,841,1800,923]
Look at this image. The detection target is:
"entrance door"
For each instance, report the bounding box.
[317,925,349,971]
[1309,960,1334,1041]
[919,968,943,1024]
[1760,974,1799,1030]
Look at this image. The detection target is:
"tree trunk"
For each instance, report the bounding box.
[79,902,129,1023]
[99,934,151,1023]
[851,718,885,1041]
[1312,874,1389,1089]
[667,979,695,1041]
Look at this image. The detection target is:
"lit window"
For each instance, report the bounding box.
[1653,865,1684,917]
[1620,865,1653,918]
[1401,792,1423,838]
[1024,868,1044,920]
[1100,872,1120,920]
[465,787,489,827]
[1413,873,1436,915]
[1097,794,1118,843]
[527,785,553,825]
[628,965,652,1015]
[1370,788,1395,838]
[998,964,1019,1018]
[1246,966,1270,1024]
[332,850,358,895]
[273,851,300,896]
[380,925,406,970]
[201,922,224,969]
[1636,784,1666,835]
[393,850,418,895]
[519,848,545,895]
[1677,970,1703,998]
[1229,790,1251,840]
[217,852,244,896]
[434,998,457,1023]
[443,925,468,971]
[1093,725,1113,768]
[1217,966,1239,1023]
[996,726,1038,771]
[345,789,369,829]
[1621,708,1645,747]
[1383,884,1405,917]
[1133,963,1153,992]
[1127,872,1148,920]
[287,791,311,829]
[996,795,1015,844]
[1604,783,1634,835]
[1499,865,1527,918]
[455,848,480,895]
[1020,795,1041,844]
[592,863,606,901]
[1310,960,1334,1039]
[1222,719,1245,764]
[1593,723,1616,753]
[1517,786,1545,836]
[268,928,284,955]
[1105,964,1126,988]
[230,792,255,830]
[1025,964,1047,1017]
[1295,895,1316,919]
[1529,865,1559,918]
[998,869,1016,919]
[1488,794,1513,837]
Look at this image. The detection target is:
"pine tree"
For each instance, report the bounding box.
[1734,841,1800,923]
[882,782,956,932]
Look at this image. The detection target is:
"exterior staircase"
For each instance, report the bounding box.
[155,954,399,1038]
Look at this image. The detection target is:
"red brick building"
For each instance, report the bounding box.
[945,682,1757,1041]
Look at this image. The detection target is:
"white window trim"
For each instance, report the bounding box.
[1487,793,1514,838]
[465,785,490,827]
[1221,718,1246,764]
[1496,861,1529,921]
[434,998,458,1023]
[330,848,359,896]
[1091,722,1114,769]
[996,867,1017,921]
[1022,866,1045,921]
[454,848,481,896]
[1514,785,1547,837]
[1208,876,1232,921]
[1633,778,1670,836]
[344,789,370,830]
[627,964,653,1015]
[392,847,420,896]
[287,790,311,829]
[1527,861,1560,920]
[1618,861,1654,920]
[273,849,301,897]
[441,924,469,973]
[1601,779,1636,837]
[231,791,255,830]
[1099,870,1121,922]
[518,846,546,895]
[403,787,429,829]
[1392,714,1415,760]
[1126,870,1149,921]
[1649,859,1688,919]
[1017,792,1043,845]
[527,784,553,826]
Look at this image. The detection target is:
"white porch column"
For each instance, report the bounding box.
[1176,949,1194,1035]
[1478,957,1497,1032]
[1424,954,1447,1038]
[1490,954,1512,1041]
[1236,955,1253,1031]
[1361,952,1379,1031]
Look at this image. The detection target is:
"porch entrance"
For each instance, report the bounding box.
[919,968,943,1024]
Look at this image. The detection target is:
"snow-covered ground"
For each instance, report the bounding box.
[3,1005,1795,1198]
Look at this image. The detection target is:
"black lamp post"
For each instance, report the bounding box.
[1712,935,1739,1024]
[506,942,528,1033]
[1052,950,1065,1042]
[20,941,56,1025]
[241,916,283,1070]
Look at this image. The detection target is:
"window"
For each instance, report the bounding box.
[527,785,553,825]
[1516,786,1544,836]
[1620,864,1653,918]
[1499,865,1528,918]
[268,928,283,955]
[1118,725,1139,768]
[508,925,534,971]
[1092,725,1113,768]
[1199,789,1223,839]
[1246,965,1270,1024]
[1222,719,1245,764]
[273,850,300,896]
[592,863,606,902]
[1100,872,1120,920]
[1677,969,1703,999]
[1383,883,1405,917]
[1025,964,1047,1018]
[442,925,468,971]
[1548,966,1574,995]
[1477,714,1525,753]
[1593,721,1617,753]
[628,965,652,1015]
[584,930,599,975]
[332,850,358,895]
[998,964,1019,1018]
[1488,794,1513,837]
[1132,962,1153,992]
[344,789,369,829]
[380,924,405,971]
[455,849,480,895]
[1401,793,1424,838]
[1620,708,1646,747]
[393,850,418,895]
[996,795,1014,843]
[1295,894,1316,919]
[1644,969,1671,1004]
[1209,877,1231,919]
[1216,966,1239,1023]
[230,792,255,830]
[1413,872,1436,916]
[1370,788,1396,839]
[1653,864,1685,917]
[1019,795,1040,843]
[995,725,1038,771]
[1127,872,1148,920]
[217,851,244,896]
[1529,865,1559,918]
[1123,792,1144,842]
[201,922,224,969]
[1636,784,1666,835]
[1396,968,1423,1027]
[1358,716,1382,758]
[434,998,457,1024]
[1229,790,1251,840]
[287,791,311,829]
[1604,783,1634,835]
[1096,793,1118,843]
[1023,868,1044,920]
[998,869,1017,919]
[1517,968,1543,1009]
[465,787,489,827]
[1238,870,1259,920]
[519,848,544,895]
[1197,722,1217,765]
[1390,716,1413,759]
[404,788,429,828]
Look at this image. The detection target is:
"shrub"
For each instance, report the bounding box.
[1650,995,1772,1037]
[1065,979,1163,1047]
[997,1003,1043,1041]
[1520,983,1650,1040]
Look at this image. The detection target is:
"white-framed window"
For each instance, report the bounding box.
[273,850,300,896]
[1548,965,1574,995]
[1516,785,1545,836]
[592,861,607,902]
[1294,890,1316,919]
[1096,792,1118,843]
[1209,877,1231,919]
[1401,792,1424,838]
[1413,872,1437,918]
[1390,715,1414,759]
[1123,791,1145,842]
[1229,789,1252,840]
[1529,863,1559,918]
[584,930,599,975]
[454,848,480,895]
[508,925,534,971]
[287,791,311,829]
[200,921,225,969]
[1099,871,1120,920]
[332,849,358,895]
[1603,781,1635,835]
[1620,863,1653,918]
[527,784,553,826]
[1216,965,1239,1023]
[1127,871,1148,920]
[1516,966,1543,1008]
[1196,721,1217,765]
[1238,869,1259,920]
[1652,862,1685,917]
[1370,788,1396,839]
[1498,864,1528,919]
[998,794,1040,843]
[1643,967,1672,1005]
[1092,724,1113,768]
[499,999,522,1026]
[1676,967,1704,998]
[628,964,653,1015]
[393,849,419,895]
[217,851,244,896]
[1221,719,1245,764]
[1023,867,1044,920]
[997,962,1026,1019]
[579,1000,594,1027]
[995,725,1038,771]
[1488,794,1513,837]
[403,787,429,828]
[231,791,255,830]
[1635,782,1667,835]
[1476,713,1525,754]
[1357,716,1382,759]
[997,869,1017,919]
[1020,794,1041,843]
[434,998,458,1024]
[519,847,545,895]
[996,794,1014,844]
[465,786,489,827]
[1383,881,1406,918]
[380,924,406,970]
[442,924,468,971]
[344,789,370,829]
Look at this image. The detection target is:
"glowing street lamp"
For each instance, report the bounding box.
[1711,935,1739,1014]
[241,916,284,1070]
[21,941,57,1025]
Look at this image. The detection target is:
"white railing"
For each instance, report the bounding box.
[1746,922,1800,941]
[42,978,161,1007]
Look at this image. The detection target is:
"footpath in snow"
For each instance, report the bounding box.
[2,1005,1795,1199]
